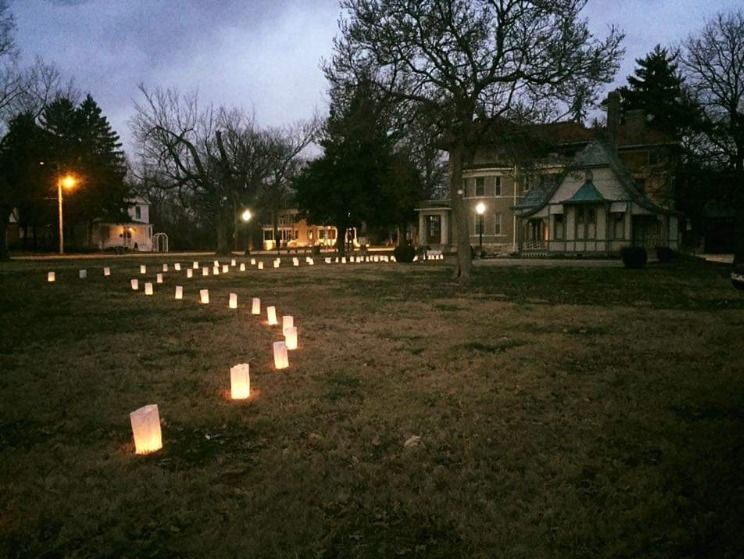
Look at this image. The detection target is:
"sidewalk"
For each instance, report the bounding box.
[699,254,734,264]
[473,257,622,267]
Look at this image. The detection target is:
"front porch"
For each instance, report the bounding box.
[517,205,679,257]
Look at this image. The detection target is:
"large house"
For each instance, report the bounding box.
[261,208,340,251]
[514,140,678,255]
[415,91,680,256]
[90,197,154,251]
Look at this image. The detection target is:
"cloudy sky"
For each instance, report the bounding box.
[12,0,743,155]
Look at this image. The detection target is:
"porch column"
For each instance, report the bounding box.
[418,212,426,246]
[440,211,449,246]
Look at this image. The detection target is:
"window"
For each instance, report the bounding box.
[475,177,485,196]
[576,206,597,239]
[613,212,625,239]
[522,176,531,193]
[135,206,141,220]
[318,229,326,240]
[263,229,274,241]
[554,214,564,240]
[462,178,469,195]
[493,176,502,196]
[493,212,502,235]
[427,215,441,242]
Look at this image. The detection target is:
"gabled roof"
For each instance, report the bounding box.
[563,181,606,204]
[572,141,616,168]
[514,140,676,217]
[513,182,555,210]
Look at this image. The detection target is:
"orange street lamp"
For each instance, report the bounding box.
[57,173,78,255]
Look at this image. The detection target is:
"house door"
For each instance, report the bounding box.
[426,215,441,244]
[632,215,661,248]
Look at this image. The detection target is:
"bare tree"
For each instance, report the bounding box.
[329,0,623,280]
[132,86,270,253]
[258,120,317,252]
[682,10,744,268]
[0,0,19,123]
[132,86,315,253]
[13,57,78,118]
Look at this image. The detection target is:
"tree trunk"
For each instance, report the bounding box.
[449,145,472,281]
[215,210,231,255]
[0,206,10,260]
[337,224,347,256]
[733,167,744,272]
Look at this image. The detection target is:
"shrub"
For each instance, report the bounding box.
[656,246,676,263]
[621,246,647,269]
[394,244,416,263]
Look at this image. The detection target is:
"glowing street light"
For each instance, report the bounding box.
[57,173,78,255]
[241,208,253,254]
[475,201,486,253]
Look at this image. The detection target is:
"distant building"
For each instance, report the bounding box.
[261,208,340,250]
[415,90,680,256]
[90,197,154,251]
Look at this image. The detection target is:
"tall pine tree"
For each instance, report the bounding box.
[619,45,699,137]
[293,78,422,254]
[0,112,51,258]
[40,95,128,246]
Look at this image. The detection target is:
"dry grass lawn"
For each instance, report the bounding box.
[1,255,743,558]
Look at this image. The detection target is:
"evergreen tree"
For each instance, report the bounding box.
[40,95,128,244]
[293,79,422,254]
[0,112,51,258]
[619,45,699,136]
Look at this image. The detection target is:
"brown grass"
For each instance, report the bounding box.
[1,256,743,558]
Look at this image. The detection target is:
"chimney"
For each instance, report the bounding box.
[624,109,646,138]
[606,90,620,148]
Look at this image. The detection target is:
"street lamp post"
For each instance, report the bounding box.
[475,201,486,255]
[57,174,78,255]
[241,209,253,254]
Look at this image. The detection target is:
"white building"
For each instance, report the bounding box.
[90,197,154,251]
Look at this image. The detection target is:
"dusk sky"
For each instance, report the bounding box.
[12,0,743,155]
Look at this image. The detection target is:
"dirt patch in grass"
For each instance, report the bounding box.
[1,257,743,557]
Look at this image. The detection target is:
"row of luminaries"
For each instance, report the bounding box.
[45,252,406,283]
[45,257,313,456]
[129,260,300,455]
[131,292,297,454]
